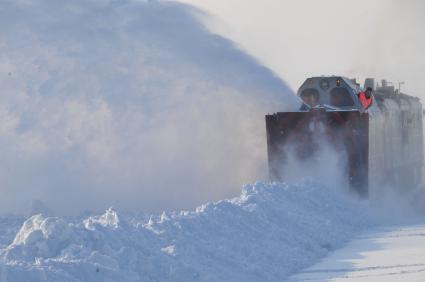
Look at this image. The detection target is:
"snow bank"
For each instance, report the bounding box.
[0,216,24,250]
[0,181,372,281]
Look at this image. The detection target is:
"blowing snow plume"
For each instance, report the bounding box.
[280,138,349,193]
[0,0,300,214]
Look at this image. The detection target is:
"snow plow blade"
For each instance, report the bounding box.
[265,109,369,196]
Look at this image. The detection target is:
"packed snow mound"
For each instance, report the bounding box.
[0,216,23,250]
[0,181,372,282]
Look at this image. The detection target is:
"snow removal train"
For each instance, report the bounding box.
[266,76,424,196]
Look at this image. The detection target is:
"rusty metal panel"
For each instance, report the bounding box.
[266,110,369,196]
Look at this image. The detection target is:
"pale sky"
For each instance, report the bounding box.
[180,0,425,97]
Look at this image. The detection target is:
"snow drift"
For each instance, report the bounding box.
[0,0,299,214]
[0,181,372,281]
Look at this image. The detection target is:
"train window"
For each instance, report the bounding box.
[320,79,330,90]
[300,88,320,107]
[329,87,354,107]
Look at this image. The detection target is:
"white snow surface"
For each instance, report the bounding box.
[0,181,373,282]
[290,224,425,281]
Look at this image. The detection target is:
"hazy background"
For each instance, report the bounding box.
[180,0,425,97]
[0,0,424,215]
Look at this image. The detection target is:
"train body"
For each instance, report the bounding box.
[266,76,423,196]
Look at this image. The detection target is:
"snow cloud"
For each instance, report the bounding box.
[0,0,299,214]
[181,0,425,97]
